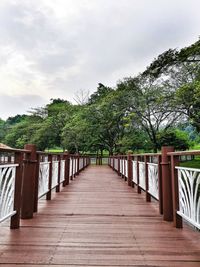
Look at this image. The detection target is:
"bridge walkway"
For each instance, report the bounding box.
[0,165,199,266]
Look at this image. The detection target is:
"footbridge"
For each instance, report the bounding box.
[0,145,199,266]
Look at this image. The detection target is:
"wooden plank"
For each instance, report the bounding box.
[0,165,199,266]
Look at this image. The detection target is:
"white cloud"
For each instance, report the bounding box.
[0,0,199,119]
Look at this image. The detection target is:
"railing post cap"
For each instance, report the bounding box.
[161,146,174,153]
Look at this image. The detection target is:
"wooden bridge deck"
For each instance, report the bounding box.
[0,165,200,267]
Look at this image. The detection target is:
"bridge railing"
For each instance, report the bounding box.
[109,147,200,230]
[0,144,90,229]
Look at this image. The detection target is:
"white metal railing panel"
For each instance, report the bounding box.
[51,161,59,189]
[125,160,128,178]
[79,158,83,170]
[176,166,200,229]
[148,163,159,200]
[102,157,108,165]
[0,164,18,223]
[75,159,78,173]
[69,158,72,177]
[120,159,125,175]
[139,161,146,190]
[38,162,50,198]
[114,158,118,171]
[120,159,122,174]
[60,160,65,183]
[132,161,137,184]
[122,159,125,176]
[73,159,76,175]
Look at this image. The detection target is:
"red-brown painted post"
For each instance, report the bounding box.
[10,152,23,229]
[33,153,40,213]
[171,154,182,228]
[21,144,37,219]
[71,156,74,180]
[120,156,123,178]
[132,156,135,188]
[137,156,141,194]
[74,156,77,177]
[145,155,151,202]
[46,154,52,200]
[63,153,70,186]
[56,155,61,193]
[117,155,120,176]
[77,154,80,175]
[127,154,132,186]
[161,146,174,221]
[73,156,76,177]
[158,155,163,215]
[8,155,12,163]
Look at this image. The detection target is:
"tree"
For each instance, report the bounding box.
[86,88,129,155]
[88,83,114,104]
[0,118,6,141]
[157,129,190,150]
[176,80,200,131]
[73,89,90,105]
[143,38,200,78]
[117,76,181,152]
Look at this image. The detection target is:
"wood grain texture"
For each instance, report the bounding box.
[0,165,199,266]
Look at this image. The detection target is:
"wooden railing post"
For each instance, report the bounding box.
[111,156,115,171]
[46,154,52,200]
[21,144,37,219]
[33,153,40,213]
[71,156,74,180]
[171,154,182,228]
[10,152,23,229]
[128,154,132,186]
[161,146,174,221]
[137,156,141,194]
[118,155,120,176]
[145,155,151,202]
[63,153,70,186]
[158,155,163,215]
[77,154,80,175]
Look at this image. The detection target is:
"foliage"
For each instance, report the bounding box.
[157,129,190,150]
[176,80,200,131]
[143,38,200,78]
[117,75,181,152]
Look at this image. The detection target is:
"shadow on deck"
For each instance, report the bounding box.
[0,165,199,266]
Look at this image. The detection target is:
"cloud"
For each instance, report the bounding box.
[0,0,200,119]
[0,94,47,120]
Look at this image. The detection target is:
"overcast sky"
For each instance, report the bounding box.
[0,0,199,119]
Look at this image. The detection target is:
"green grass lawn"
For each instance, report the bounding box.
[190,144,200,150]
[180,155,200,169]
[180,159,200,169]
[45,148,63,153]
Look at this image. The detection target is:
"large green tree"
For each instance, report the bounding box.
[117,76,181,152]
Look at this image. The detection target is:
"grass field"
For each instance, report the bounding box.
[180,155,200,169]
